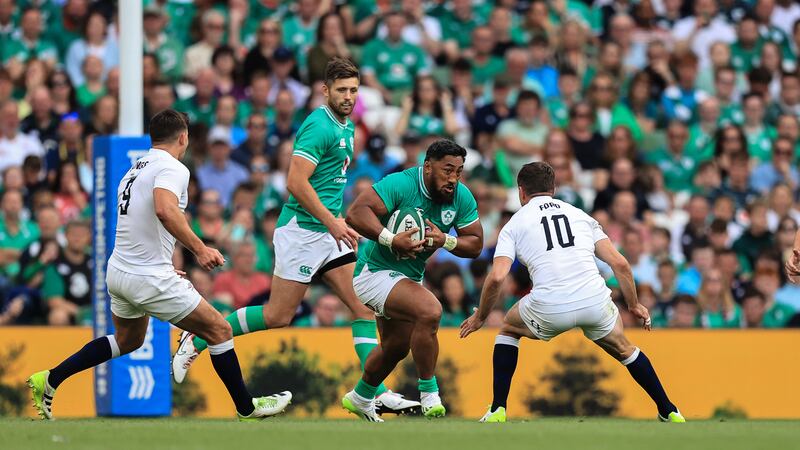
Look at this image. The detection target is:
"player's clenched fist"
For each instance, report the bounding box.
[392,228,425,259]
[196,246,225,271]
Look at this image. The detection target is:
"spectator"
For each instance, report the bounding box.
[75,55,107,109]
[294,294,348,327]
[662,51,707,125]
[281,0,320,76]
[20,86,59,156]
[622,227,659,289]
[211,46,245,100]
[741,92,776,163]
[465,26,505,87]
[676,240,715,296]
[751,255,795,327]
[267,47,310,111]
[710,151,760,211]
[685,97,720,162]
[347,134,398,189]
[197,134,250,208]
[212,240,271,309]
[0,100,45,174]
[766,72,800,125]
[3,7,59,80]
[45,112,84,184]
[47,70,78,116]
[183,10,226,80]
[236,72,271,128]
[668,294,700,328]
[52,162,88,225]
[307,12,353,85]
[733,201,774,268]
[750,137,799,194]
[396,75,458,139]
[645,121,696,193]
[17,206,61,292]
[495,90,548,184]
[232,114,269,168]
[43,219,91,325]
[0,189,39,280]
[524,35,558,99]
[85,95,118,136]
[680,195,711,261]
[142,6,184,82]
[175,67,217,127]
[655,260,678,305]
[189,267,233,316]
[267,89,301,153]
[65,11,118,87]
[697,268,741,328]
[730,15,761,74]
[439,271,473,327]
[209,95,246,148]
[592,158,650,217]
[566,101,607,172]
[144,79,176,127]
[243,19,281,86]
[192,188,226,246]
[361,11,430,104]
[671,0,736,69]
[471,77,513,155]
[741,288,769,328]
[713,65,745,126]
[713,124,747,174]
[588,72,642,142]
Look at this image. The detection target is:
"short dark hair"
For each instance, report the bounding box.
[324,57,359,86]
[517,161,555,195]
[516,89,541,107]
[149,109,189,144]
[742,287,765,303]
[424,139,466,162]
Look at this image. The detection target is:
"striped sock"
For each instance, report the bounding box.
[193,306,267,353]
[351,319,388,396]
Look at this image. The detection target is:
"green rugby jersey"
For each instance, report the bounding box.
[355,167,479,282]
[277,105,355,232]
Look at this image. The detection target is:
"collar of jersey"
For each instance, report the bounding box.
[528,194,553,205]
[417,167,431,199]
[321,105,347,129]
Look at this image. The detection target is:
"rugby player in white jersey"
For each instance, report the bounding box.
[460,161,685,423]
[27,110,290,421]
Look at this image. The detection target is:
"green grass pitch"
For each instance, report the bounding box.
[2,418,796,450]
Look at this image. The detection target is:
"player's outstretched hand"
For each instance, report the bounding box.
[393,228,425,259]
[424,219,445,250]
[326,217,360,252]
[459,309,484,339]
[197,246,225,271]
[629,304,652,331]
[786,249,800,283]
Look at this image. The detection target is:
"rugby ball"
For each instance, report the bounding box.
[386,207,426,258]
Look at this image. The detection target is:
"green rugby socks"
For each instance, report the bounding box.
[193,306,267,352]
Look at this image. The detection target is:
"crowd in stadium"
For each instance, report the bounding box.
[1,0,800,329]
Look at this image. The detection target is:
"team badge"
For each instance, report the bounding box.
[441,209,455,226]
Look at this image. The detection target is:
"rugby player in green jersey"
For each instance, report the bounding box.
[341,140,484,421]
[173,57,418,415]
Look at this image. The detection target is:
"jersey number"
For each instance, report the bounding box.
[119,177,136,215]
[540,214,575,251]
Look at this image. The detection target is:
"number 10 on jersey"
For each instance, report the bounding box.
[540,214,575,251]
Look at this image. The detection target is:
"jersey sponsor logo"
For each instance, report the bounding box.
[299,265,312,276]
[441,209,455,226]
[339,138,347,148]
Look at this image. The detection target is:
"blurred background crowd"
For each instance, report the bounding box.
[1,0,800,329]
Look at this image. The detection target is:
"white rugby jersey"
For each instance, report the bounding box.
[108,148,189,276]
[494,195,611,312]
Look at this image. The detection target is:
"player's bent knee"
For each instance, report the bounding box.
[265,313,292,329]
[417,301,442,328]
[117,334,146,355]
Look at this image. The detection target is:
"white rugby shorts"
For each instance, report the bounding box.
[519,294,619,341]
[273,217,355,283]
[106,264,201,324]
